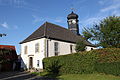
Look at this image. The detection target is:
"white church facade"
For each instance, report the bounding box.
[20,12,97,70]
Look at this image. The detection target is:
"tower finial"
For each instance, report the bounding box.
[71,8,75,12]
[70,4,76,12]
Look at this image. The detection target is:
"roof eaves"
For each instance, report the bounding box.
[19,36,46,44]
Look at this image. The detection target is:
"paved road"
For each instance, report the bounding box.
[0,71,58,80]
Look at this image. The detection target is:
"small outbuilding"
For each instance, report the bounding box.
[0,45,18,72]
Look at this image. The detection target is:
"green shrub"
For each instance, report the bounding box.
[94,48,120,76]
[43,48,120,76]
[43,51,98,74]
[75,40,86,52]
[45,60,61,74]
[95,62,120,76]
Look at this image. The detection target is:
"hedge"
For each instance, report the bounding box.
[43,48,120,76]
[95,62,120,76]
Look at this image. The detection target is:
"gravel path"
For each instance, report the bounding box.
[0,71,58,80]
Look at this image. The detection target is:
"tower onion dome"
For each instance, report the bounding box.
[67,11,78,19]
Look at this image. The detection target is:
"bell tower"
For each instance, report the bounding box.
[67,11,79,35]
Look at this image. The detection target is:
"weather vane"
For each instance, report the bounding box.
[70,4,76,12]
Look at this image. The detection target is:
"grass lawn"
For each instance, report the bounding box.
[58,74,120,80]
[32,72,120,80]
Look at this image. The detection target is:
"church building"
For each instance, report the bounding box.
[20,12,97,70]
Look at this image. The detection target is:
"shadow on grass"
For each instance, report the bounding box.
[38,60,62,80]
[41,73,60,80]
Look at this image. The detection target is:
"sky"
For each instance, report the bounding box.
[0,0,120,54]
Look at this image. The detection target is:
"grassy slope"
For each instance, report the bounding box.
[58,74,120,80]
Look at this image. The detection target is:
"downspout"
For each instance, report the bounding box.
[44,22,49,58]
[44,39,46,58]
[44,38,49,58]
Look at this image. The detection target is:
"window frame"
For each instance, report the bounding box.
[54,42,59,56]
[35,43,39,53]
[37,60,39,67]
[70,45,73,53]
[24,46,28,54]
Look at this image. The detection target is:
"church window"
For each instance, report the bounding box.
[70,45,73,53]
[24,46,27,54]
[91,48,93,50]
[37,60,39,67]
[54,42,59,56]
[69,21,72,24]
[35,43,39,53]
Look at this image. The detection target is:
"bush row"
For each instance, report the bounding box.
[43,48,120,76]
[95,62,120,76]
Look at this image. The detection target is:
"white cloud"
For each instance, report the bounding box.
[80,16,105,27]
[101,4,120,12]
[0,0,27,7]
[32,15,65,24]
[13,0,27,7]
[84,0,120,27]
[1,22,9,28]
[54,17,65,23]
[0,21,19,29]
[70,0,120,28]
[32,15,44,23]
[0,0,41,13]
[112,10,120,16]
[13,25,18,29]
[84,17,100,25]
[55,19,63,23]
[98,0,105,5]
[99,0,120,14]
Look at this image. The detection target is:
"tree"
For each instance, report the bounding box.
[75,40,86,52]
[0,33,6,37]
[82,16,120,48]
[82,27,93,40]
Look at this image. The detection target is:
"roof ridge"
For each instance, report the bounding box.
[45,21,73,32]
[44,21,82,37]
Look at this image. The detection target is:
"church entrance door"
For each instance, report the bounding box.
[29,57,33,69]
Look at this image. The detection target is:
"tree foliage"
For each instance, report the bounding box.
[0,33,6,37]
[75,40,86,52]
[82,16,120,48]
[82,27,93,40]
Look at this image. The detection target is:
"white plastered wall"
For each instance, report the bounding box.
[47,39,76,57]
[20,38,97,69]
[86,46,97,51]
[20,38,46,69]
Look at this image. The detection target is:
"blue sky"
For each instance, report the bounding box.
[0,0,120,54]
